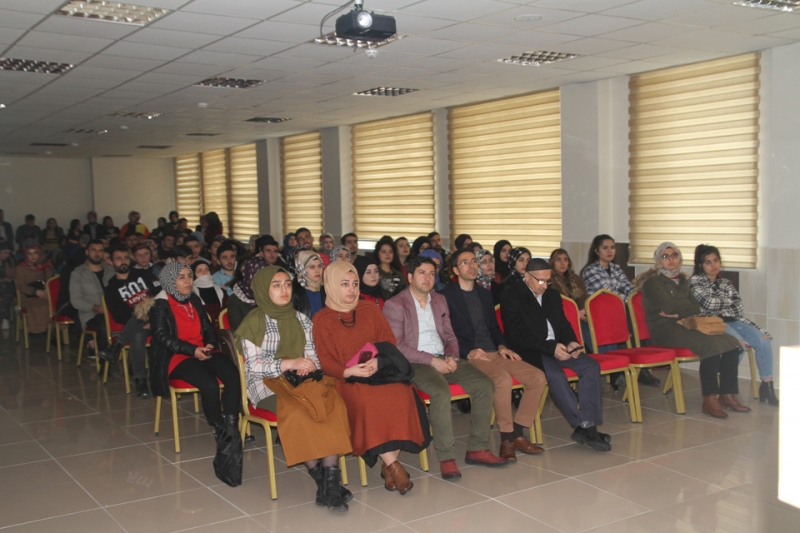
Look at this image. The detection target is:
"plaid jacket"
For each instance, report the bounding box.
[240,312,320,405]
[688,273,769,338]
[581,261,634,300]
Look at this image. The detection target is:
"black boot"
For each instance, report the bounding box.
[134,378,151,399]
[637,368,661,387]
[308,464,353,502]
[212,414,243,487]
[99,342,124,364]
[759,381,779,406]
[316,466,348,512]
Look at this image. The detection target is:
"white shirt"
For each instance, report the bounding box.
[414,293,444,355]
[533,290,556,341]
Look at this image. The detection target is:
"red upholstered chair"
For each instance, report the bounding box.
[412,383,471,476]
[586,289,680,422]
[99,297,132,392]
[45,276,74,360]
[219,308,230,330]
[15,290,30,349]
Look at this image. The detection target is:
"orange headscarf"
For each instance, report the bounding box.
[322,260,359,313]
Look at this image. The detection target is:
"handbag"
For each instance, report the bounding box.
[283,368,324,387]
[677,315,727,335]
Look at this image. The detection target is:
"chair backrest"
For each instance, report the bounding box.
[494,304,504,333]
[585,289,632,350]
[46,275,60,316]
[560,295,584,345]
[219,308,230,330]
[627,290,650,347]
[219,328,251,417]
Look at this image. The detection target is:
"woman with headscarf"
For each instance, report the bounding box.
[312,262,431,495]
[145,262,242,485]
[228,254,269,330]
[355,256,388,310]
[418,248,446,292]
[292,250,326,318]
[237,267,353,512]
[635,242,747,419]
[493,240,512,283]
[454,234,472,251]
[15,245,54,334]
[329,245,351,264]
[474,249,503,305]
[282,233,297,260]
[191,261,227,329]
[410,236,431,260]
[499,247,532,300]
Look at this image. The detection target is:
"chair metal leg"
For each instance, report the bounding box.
[531,386,548,445]
[265,424,277,500]
[662,368,674,394]
[670,361,687,415]
[22,315,29,349]
[358,456,368,486]
[419,447,429,472]
[170,388,181,453]
[339,456,349,486]
[46,324,52,353]
[154,396,162,435]
[193,392,200,413]
[55,325,63,361]
[748,348,759,399]
[122,348,130,394]
[77,332,86,366]
[628,366,643,423]
[623,368,638,423]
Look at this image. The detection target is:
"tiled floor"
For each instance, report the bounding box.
[0,332,795,533]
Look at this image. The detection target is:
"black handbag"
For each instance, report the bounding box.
[283,369,324,387]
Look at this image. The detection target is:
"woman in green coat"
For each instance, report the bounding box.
[637,242,748,419]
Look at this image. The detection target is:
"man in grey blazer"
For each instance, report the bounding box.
[70,239,114,352]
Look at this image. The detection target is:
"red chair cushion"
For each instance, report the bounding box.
[604,347,675,365]
[169,377,223,390]
[248,403,278,422]
[588,353,630,371]
[53,315,74,324]
[672,347,697,359]
[416,383,467,402]
[221,313,231,330]
[563,368,577,379]
[83,327,97,333]
[587,292,630,345]
[511,377,521,386]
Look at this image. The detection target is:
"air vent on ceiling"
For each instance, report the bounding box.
[195,77,265,89]
[734,0,799,11]
[1,58,74,75]
[138,145,171,149]
[498,50,580,67]
[313,31,407,49]
[101,154,132,157]
[57,0,170,25]
[183,133,220,137]
[110,111,163,119]
[3,152,37,155]
[246,117,291,123]
[353,87,418,97]
[64,128,106,134]
[30,143,68,147]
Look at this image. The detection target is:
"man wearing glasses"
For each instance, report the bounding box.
[442,249,547,461]
[500,257,611,452]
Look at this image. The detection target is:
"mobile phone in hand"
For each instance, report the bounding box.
[567,345,583,354]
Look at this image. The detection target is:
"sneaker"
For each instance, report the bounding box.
[1,319,9,330]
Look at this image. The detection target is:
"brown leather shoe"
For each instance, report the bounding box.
[465,449,508,467]
[381,461,397,492]
[385,461,413,495]
[499,440,517,462]
[512,436,544,455]
[439,459,462,480]
[702,395,728,419]
[719,394,752,413]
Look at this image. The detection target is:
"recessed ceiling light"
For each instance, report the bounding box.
[313,31,407,49]
[353,87,419,97]
[110,111,163,119]
[733,0,798,11]
[514,14,542,21]
[64,128,107,134]
[101,154,131,157]
[195,77,265,89]
[30,143,68,147]
[0,104,5,109]
[183,133,220,137]
[138,145,171,149]
[0,57,74,75]
[57,0,170,26]
[245,117,291,123]
[498,50,580,67]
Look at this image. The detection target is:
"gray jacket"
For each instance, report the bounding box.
[70,263,115,327]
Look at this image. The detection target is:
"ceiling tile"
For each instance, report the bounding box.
[664,5,775,28]
[16,31,114,54]
[599,22,697,43]
[83,54,167,71]
[595,59,671,75]
[538,14,644,37]
[203,37,293,56]
[150,12,258,35]
[769,27,800,40]
[182,0,298,19]
[232,21,320,43]
[595,43,686,60]
[385,13,460,34]
[527,0,638,14]
[557,37,633,55]
[400,56,476,71]
[0,28,26,46]
[1,0,65,14]
[152,62,228,77]
[425,23,525,42]
[398,0,516,22]
[490,30,582,48]
[436,43,537,62]
[0,9,46,30]
[473,5,586,29]
[103,41,193,61]
[249,56,328,72]
[124,28,223,49]
[651,29,755,52]
[4,45,91,64]
[176,50,263,67]
[273,43,360,61]
[599,0,715,21]
[718,13,800,36]
[379,36,466,55]
[34,14,140,39]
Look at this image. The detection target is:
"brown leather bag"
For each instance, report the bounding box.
[677,315,727,335]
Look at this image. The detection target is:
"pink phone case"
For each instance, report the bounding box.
[345,342,379,368]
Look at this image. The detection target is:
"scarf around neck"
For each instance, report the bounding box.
[507,247,531,281]
[323,261,359,313]
[159,261,192,303]
[474,249,494,285]
[295,250,323,291]
[654,241,683,281]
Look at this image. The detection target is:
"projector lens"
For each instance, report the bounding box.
[356,10,372,28]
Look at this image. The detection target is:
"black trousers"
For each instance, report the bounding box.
[699,348,742,396]
[169,352,240,426]
[116,317,149,380]
[541,353,603,430]
[84,314,109,350]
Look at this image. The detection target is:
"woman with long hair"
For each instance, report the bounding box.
[493,240,512,282]
[395,237,411,275]
[204,211,223,243]
[14,246,54,334]
[374,237,405,296]
[580,234,634,300]
[103,216,120,239]
[42,218,64,253]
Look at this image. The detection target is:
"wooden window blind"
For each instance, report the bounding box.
[229,143,260,242]
[628,53,760,268]
[352,112,435,240]
[282,131,323,238]
[449,90,562,256]
[201,148,230,236]
[174,154,202,229]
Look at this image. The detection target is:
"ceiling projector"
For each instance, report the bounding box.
[335,0,396,42]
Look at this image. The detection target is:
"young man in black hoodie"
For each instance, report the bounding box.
[100,245,162,398]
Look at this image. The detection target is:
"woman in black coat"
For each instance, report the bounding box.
[145,261,242,486]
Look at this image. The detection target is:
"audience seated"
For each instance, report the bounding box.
[102,216,119,239]
[203,211,223,244]
[374,237,406,297]
[443,249,546,460]
[410,236,431,260]
[15,245,54,335]
[581,234,634,300]
[493,240,512,283]
[158,233,175,262]
[132,243,158,276]
[228,253,268,330]
[100,245,162,398]
[43,218,65,255]
[0,243,14,331]
[312,261,431,495]
[473,249,502,302]
[191,261,226,307]
[295,227,315,251]
[689,244,778,405]
[498,247,531,304]
[329,245,350,264]
[319,232,335,255]
[0,209,13,245]
[69,239,114,352]
[171,245,192,265]
[549,248,590,343]
[119,211,150,239]
[16,215,43,248]
[395,237,411,275]
[146,262,242,486]
[213,240,238,295]
[292,250,326,318]
[385,256,504,479]
[185,235,209,265]
[454,234,472,251]
[355,257,388,309]
[83,211,104,240]
[501,258,611,452]
[237,266,353,511]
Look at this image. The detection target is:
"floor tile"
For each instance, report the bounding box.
[581,510,712,533]
[0,440,50,467]
[5,394,97,423]
[148,433,218,463]
[447,459,566,498]
[710,432,779,466]
[209,468,321,514]
[406,500,560,533]
[0,509,126,533]
[178,448,275,487]
[174,516,270,532]
[516,441,633,477]
[24,413,141,458]
[253,500,400,533]
[648,444,773,489]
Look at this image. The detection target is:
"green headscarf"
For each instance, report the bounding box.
[235,266,305,360]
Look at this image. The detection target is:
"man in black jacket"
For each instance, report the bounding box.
[100,245,162,398]
[500,258,610,451]
[442,250,546,461]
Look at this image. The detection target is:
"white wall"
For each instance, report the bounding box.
[91,158,175,231]
[0,156,93,232]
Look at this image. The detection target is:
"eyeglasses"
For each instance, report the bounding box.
[660,253,680,261]
[458,258,479,267]
[528,273,553,285]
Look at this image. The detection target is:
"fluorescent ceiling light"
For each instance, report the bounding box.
[138,145,171,149]
[195,77,265,89]
[110,111,163,119]
[183,133,220,137]
[0,58,74,75]
[353,87,418,96]
[30,143,68,147]
[733,0,798,11]
[58,0,170,26]
[313,31,407,49]
[64,128,107,134]
[246,117,291,123]
[498,50,580,67]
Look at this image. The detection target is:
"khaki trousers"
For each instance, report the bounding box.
[469,353,546,433]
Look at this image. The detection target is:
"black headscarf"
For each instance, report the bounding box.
[411,236,431,259]
[507,246,531,282]
[355,256,385,300]
[494,240,512,279]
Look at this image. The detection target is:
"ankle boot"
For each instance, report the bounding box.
[385,461,413,495]
[702,395,728,419]
[212,414,243,487]
[316,466,348,512]
[719,394,751,413]
[381,460,397,492]
[309,464,352,503]
[99,341,124,364]
[759,381,779,406]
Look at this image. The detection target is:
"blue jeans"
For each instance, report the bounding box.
[725,320,773,380]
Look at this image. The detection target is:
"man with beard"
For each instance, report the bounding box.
[100,245,162,398]
[70,240,114,354]
[82,211,104,240]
